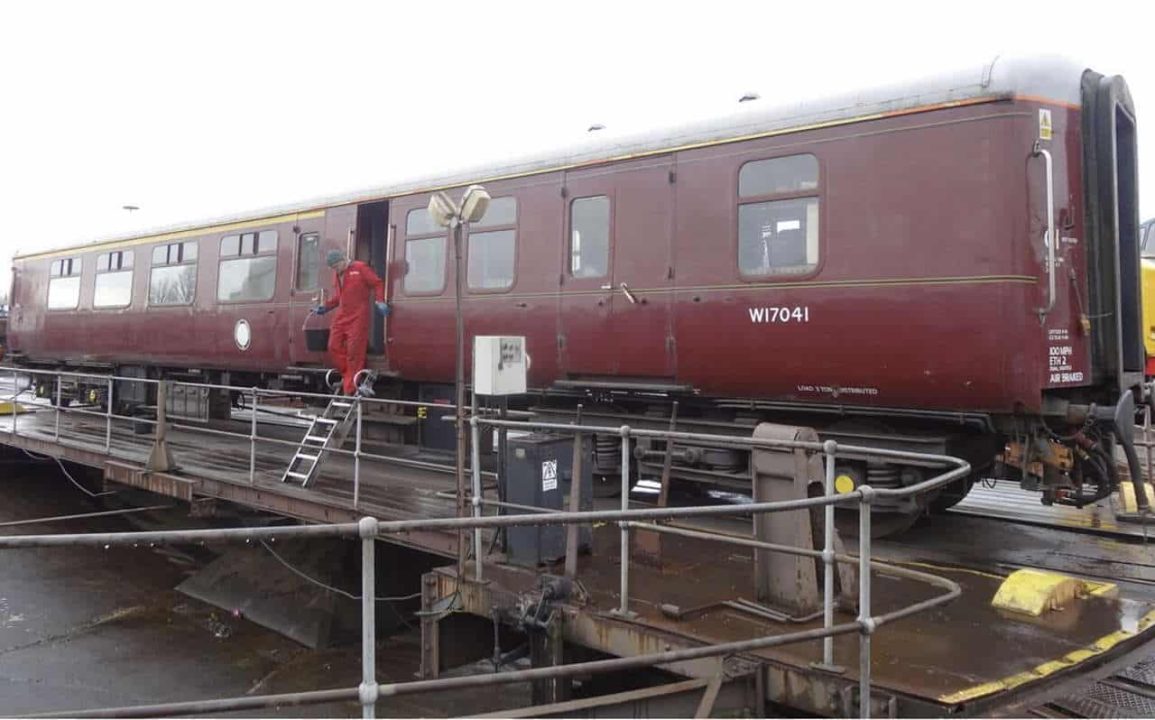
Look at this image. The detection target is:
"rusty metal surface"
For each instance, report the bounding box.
[433,516,1155,714]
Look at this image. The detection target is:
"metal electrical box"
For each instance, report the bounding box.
[473,336,527,396]
[503,433,592,567]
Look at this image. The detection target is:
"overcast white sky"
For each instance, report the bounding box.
[1,0,1152,298]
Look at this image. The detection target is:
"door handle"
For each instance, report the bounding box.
[600,284,613,291]
[619,282,638,305]
[1032,140,1056,320]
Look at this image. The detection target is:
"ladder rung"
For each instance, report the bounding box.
[296,453,319,462]
[304,435,329,443]
[331,401,353,408]
[314,417,338,425]
[284,471,310,480]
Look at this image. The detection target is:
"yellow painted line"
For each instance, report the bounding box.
[939,608,1155,705]
[16,210,326,262]
[393,274,1038,304]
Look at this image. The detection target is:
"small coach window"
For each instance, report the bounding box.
[406,208,441,236]
[405,236,446,293]
[149,240,199,306]
[738,154,820,277]
[296,232,321,290]
[739,155,819,197]
[570,196,610,278]
[47,256,81,309]
[468,197,517,290]
[218,230,278,302]
[404,206,447,294]
[94,249,134,308]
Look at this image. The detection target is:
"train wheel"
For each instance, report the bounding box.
[928,471,981,513]
[592,474,622,498]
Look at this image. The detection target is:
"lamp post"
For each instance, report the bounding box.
[428,185,490,578]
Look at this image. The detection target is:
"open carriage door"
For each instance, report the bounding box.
[355,201,390,357]
[1083,71,1143,395]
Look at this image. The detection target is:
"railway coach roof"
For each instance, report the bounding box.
[17,54,1097,261]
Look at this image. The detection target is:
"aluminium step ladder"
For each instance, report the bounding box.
[280,396,358,487]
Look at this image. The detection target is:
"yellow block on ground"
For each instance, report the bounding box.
[991,568,1116,616]
[1118,481,1155,514]
[0,401,29,415]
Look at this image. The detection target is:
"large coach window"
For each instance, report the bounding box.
[738,154,820,276]
[404,208,446,293]
[47,256,81,309]
[570,195,610,278]
[218,230,278,302]
[94,250,134,308]
[149,240,198,305]
[296,232,321,290]
[467,196,517,290]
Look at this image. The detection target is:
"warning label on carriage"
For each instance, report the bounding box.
[542,460,558,491]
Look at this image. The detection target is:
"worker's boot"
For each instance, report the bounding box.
[355,370,377,398]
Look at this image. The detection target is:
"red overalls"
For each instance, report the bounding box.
[323,260,384,395]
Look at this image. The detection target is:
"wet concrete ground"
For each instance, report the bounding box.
[0,458,519,717]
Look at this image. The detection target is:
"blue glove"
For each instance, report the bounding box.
[375,301,391,317]
[314,305,331,316]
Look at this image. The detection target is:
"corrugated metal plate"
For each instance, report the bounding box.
[950,479,1152,538]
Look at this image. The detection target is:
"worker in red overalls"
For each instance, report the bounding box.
[315,250,389,396]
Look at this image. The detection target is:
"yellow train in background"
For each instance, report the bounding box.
[1144,218,1155,375]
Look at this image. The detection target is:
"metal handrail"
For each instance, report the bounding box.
[0,366,974,718]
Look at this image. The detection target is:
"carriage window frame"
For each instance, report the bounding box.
[93,249,135,309]
[403,206,448,295]
[736,153,822,280]
[466,196,518,293]
[295,232,322,291]
[47,256,82,310]
[148,240,199,307]
[569,195,611,280]
[217,230,279,304]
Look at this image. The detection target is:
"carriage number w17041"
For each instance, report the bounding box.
[748,306,810,323]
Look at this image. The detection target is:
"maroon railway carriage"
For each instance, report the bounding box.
[7,56,1146,522]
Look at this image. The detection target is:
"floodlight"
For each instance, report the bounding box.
[460,185,491,224]
[428,191,457,228]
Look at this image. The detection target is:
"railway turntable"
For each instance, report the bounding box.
[421,519,1155,717]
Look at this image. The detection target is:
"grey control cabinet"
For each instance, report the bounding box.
[503,433,593,567]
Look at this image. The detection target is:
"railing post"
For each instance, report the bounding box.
[471,413,483,581]
[858,486,875,720]
[619,425,631,615]
[11,370,18,438]
[354,399,363,509]
[822,439,837,668]
[54,377,62,442]
[249,388,259,486]
[105,376,114,452]
[359,517,379,719]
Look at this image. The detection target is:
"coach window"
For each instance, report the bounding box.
[93,249,134,308]
[737,154,820,277]
[47,256,82,310]
[467,196,517,290]
[218,230,278,302]
[296,232,321,290]
[570,195,610,278]
[404,207,446,293]
[149,240,198,305]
